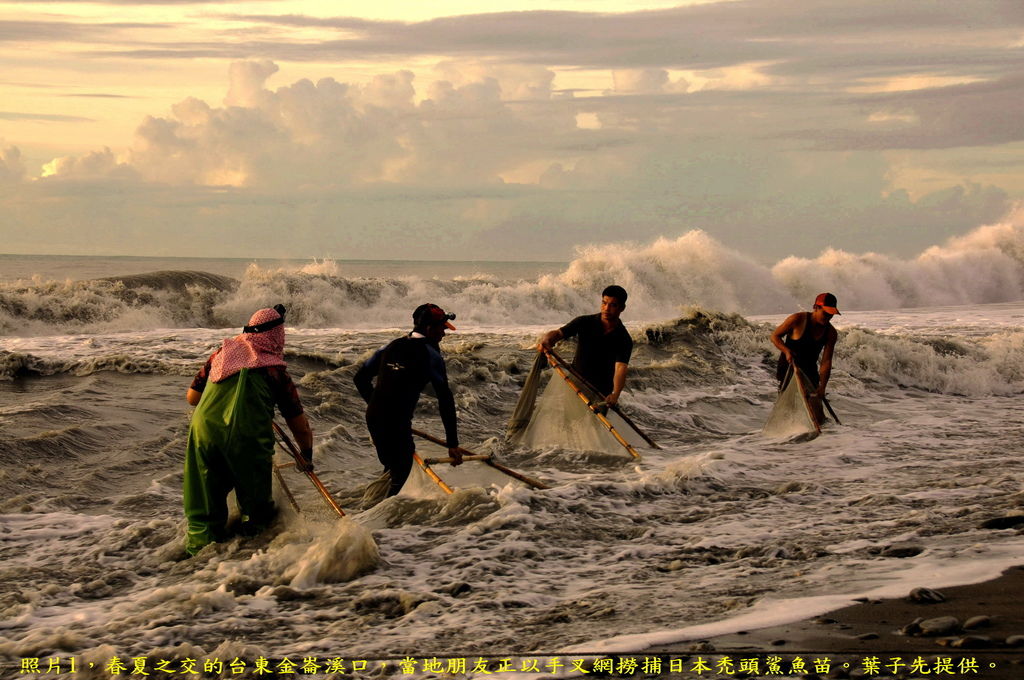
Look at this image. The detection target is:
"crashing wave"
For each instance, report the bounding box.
[3,209,1024,335]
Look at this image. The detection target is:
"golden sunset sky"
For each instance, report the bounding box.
[2,0,1022,258]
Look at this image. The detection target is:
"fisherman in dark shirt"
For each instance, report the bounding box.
[539,285,633,405]
[353,304,466,497]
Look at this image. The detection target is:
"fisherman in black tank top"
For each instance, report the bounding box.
[771,292,840,398]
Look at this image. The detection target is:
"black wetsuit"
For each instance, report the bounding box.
[353,334,459,496]
[776,312,828,387]
[560,313,633,397]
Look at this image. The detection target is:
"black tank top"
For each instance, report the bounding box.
[777,312,827,385]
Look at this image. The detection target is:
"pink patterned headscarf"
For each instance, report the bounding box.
[208,307,287,383]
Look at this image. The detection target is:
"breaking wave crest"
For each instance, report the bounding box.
[2,208,1024,335]
[773,208,1024,310]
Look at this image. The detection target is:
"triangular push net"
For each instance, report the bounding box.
[506,350,654,459]
[400,430,548,498]
[400,455,539,498]
[762,366,822,439]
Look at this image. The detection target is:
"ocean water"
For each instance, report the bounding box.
[2,222,1024,676]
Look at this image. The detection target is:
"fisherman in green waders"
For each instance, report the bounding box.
[183,304,313,556]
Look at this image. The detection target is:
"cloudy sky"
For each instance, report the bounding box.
[1,0,1022,260]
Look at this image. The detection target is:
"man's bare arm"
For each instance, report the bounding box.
[606,362,629,406]
[286,413,313,451]
[538,328,563,351]
[770,313,801,363]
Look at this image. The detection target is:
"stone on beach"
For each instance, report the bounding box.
[963,614,992,629]
[908,586,945,603]
[918,616,960,636]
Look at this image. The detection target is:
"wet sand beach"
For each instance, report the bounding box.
[644,565,1024,679]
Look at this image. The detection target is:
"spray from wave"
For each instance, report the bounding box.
[773,206,1024,310]
[2,208,1023,335]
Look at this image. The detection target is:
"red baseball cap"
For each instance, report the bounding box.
[814,292,840,315]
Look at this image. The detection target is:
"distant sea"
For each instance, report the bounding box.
[0,253,567,284]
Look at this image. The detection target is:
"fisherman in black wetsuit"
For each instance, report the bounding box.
[353,304,465,497]
[539,285,633,406]
[770,292,839,398]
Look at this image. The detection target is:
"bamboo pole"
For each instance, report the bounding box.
[413,453,454,494]
[822,397,841,425]
[791,367,823,433]
[484,458,550,490]
[272,422,345,517]
[410,428,455,449]
[779,363,794,393]
[423,454,491,465]
[411,428,549,490]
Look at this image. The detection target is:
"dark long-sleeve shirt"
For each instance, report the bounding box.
[353,334,459,448]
